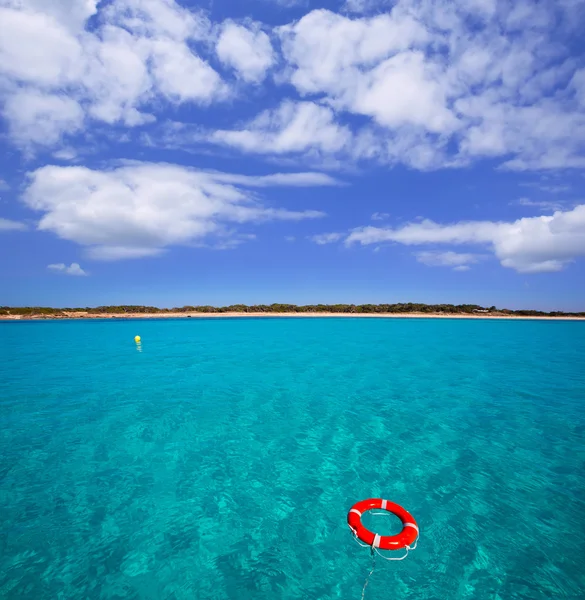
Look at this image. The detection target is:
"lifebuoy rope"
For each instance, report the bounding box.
[360,548,376,600]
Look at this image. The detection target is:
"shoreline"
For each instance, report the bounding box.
[1,312,583,321]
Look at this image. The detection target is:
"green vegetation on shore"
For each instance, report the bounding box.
[1,304,583,317]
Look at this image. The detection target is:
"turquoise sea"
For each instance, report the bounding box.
[1,317,584,600]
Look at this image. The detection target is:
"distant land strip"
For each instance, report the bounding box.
[1,304,584,319]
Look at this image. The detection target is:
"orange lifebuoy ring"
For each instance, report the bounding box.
[347,498,418,551]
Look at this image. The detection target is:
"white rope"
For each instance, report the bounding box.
[372,535,419,561]
[350,511,419,599]
[348,525,371,548]
[349,523,419,561]
[373,546,408,561]
[360,548,376,600]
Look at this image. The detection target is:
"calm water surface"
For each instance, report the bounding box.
[1,318,584,599]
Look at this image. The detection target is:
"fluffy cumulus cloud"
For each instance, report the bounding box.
[148,38,225,105]
[1,0,585,171]
[21,162,330,260]
[19,0,100,33]
[345,204,585,273]
[270,0,585,170]
[278,10,447,133]
[216,21,274,83]
[209,100,353,156]
[4,91,84,147]
[47,262,87,276]
[1,0,584,279]
[0,0,227,150]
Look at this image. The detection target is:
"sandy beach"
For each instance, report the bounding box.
[1,312,583,321]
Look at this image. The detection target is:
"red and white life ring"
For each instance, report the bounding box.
[347,498,418,551]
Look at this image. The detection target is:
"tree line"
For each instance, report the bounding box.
[1,304,583,317]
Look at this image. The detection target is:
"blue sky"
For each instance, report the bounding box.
[1,0,585,311]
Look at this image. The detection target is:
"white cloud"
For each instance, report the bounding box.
[284,235,296,242]
[278,9,429,97]
[216,21,274,83]
[415,251,481,269]
[209,100,352,155]
[0,217,27,231]
[0,5,84,86]
[310,232,344,244]
[500,153,585,172]
[270,3,585,170]
[103,0,211,41]
[371,212,390,220]
[82,26,154,126]
[514,197,569,212]
[4,90,84,147]
[47,262,87,276]
[346,204,585,273]
[86,247,164,261]
[351,51,457,133]
[347,221,499,246]
[277,8,455,146]
[0,0,226,150]
[149,37,226,103]
[0,179,9,191]
[22,162,328,261]
[1,0,584,173]
[211,171,343,187]
[342,0,373,12]
[18,0,100,34]
[458,95,585,171]
[572,68,585,107]
[53,148,78,161]
[199,233,257,250]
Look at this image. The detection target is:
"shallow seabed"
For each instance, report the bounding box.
[1,318,584,599]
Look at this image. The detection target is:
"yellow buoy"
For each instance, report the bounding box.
[134,335,141,343]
